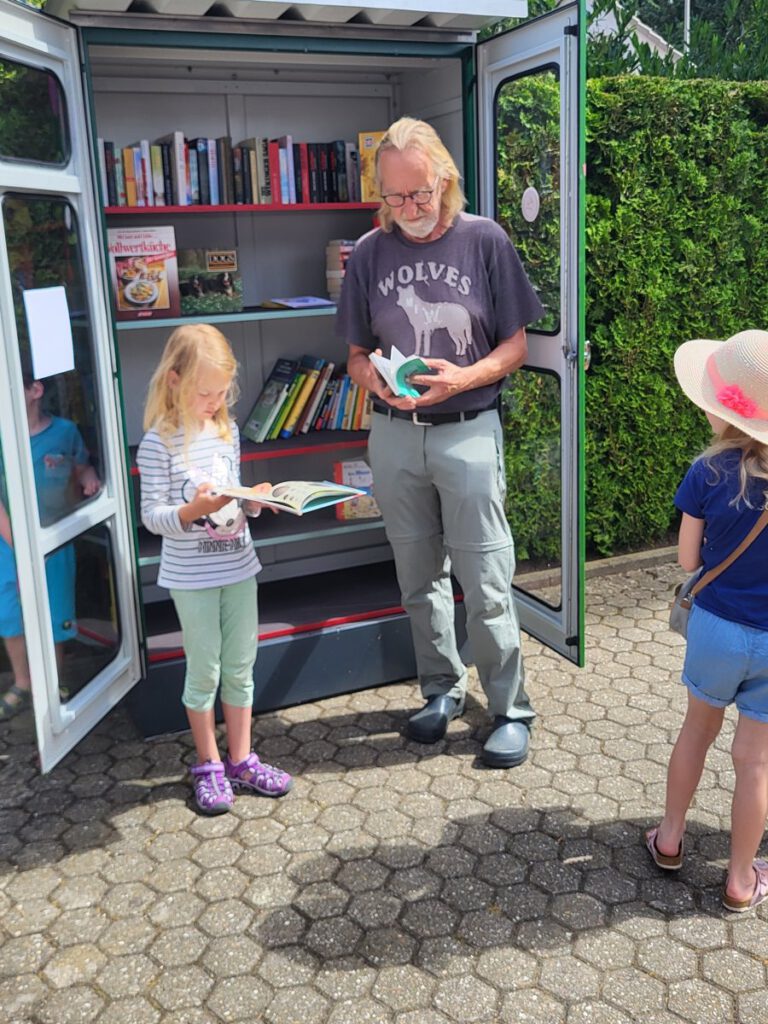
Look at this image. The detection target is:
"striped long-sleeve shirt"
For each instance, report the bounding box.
[136,421,261,590]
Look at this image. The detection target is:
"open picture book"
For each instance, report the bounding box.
[369,345,431,398]
[213,480,368,516]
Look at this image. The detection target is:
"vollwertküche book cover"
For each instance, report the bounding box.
[178,248,243,316]
[107,226,180,321]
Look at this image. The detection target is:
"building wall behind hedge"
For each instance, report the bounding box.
[586,78,768,553]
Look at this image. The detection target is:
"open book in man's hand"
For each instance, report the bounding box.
[212,481,368,516]
[369,345,432,398]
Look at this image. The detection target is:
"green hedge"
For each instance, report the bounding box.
[499,77,768,560]
[586,78,768,553]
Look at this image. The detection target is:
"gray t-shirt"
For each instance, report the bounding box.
[336,212,545,413]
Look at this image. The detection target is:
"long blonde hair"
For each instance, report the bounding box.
[700,424,768,508]
[143,323,238,444]
[375,117,466,233]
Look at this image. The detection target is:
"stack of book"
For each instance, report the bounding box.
[326,239,356,301]
[242,356,373,444]
[97,133,367,208]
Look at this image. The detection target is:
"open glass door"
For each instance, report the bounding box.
[477,2,585,664]
[0,0,143,770]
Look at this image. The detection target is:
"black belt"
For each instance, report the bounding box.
[373,402,498,426]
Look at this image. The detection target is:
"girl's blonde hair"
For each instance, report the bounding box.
[143,323,239,444]
[375,117,466,233]
[700,424,768,508]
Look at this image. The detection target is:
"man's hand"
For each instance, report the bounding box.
[348,345,418,410]
[409,359,470,407]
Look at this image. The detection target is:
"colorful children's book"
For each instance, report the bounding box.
[242,358,299,443]
[107,226,180,321]
[213,480,367,516]
[333,459,381,520]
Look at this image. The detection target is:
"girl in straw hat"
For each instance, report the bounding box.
[646,329,768,912]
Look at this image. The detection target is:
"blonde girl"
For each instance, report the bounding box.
[646,329,768,911]
[137,324,292,814]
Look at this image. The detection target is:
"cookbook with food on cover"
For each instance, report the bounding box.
[107,226,180,321]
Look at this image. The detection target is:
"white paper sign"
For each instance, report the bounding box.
[22,286,75,380]
[521,186,541,223]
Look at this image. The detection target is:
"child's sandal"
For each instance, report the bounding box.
[190,760,234,815]
[0,685,32,721]
[723,860,768,913]
[224,752,293,797]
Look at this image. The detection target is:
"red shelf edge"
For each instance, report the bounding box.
[105,202,378,214]
[129,435,368,475]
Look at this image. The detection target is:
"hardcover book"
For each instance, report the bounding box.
[358,130,386,203]
[178,248,243,316]
[242,358,299,443]
[107,225,180,321]
[333,459,381,521]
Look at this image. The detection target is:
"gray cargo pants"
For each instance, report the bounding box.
[368,408,534,723]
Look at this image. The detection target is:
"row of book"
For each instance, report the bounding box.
[326,238,355,302]
[243,356,372,444]
[98,130,384,209]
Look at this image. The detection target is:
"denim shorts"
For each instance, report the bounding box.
[683,604,768,722]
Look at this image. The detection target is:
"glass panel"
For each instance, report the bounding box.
[503,369,561,609]
[0,58,69,165]
[2,195,104,527]
[496,66,561,334]
[0,515,121,724]
[0,437,33,732]
[59,524,121,702]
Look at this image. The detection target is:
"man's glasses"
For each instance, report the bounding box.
[381,177,440,209]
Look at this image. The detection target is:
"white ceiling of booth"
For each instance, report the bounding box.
[46,0,527,31]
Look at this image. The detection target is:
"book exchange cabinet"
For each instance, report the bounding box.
[0,0,585,771]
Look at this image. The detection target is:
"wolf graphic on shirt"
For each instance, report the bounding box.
[396,284,472,358]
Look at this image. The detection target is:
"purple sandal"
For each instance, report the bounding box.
[224,752,293,798]
[190,760,234,815]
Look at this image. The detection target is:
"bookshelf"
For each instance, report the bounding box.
[115,305,338,331]
[84,28,468,732]
[105,203,379,214]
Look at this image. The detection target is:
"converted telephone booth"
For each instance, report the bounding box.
[0,0,584,771]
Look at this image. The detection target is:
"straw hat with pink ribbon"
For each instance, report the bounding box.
[674,329,768,443]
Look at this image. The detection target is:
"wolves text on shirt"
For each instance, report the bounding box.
[377,261,471,297]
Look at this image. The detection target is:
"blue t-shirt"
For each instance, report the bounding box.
[675,450,768,629]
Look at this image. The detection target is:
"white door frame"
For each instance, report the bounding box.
[0,0,143,770]
[477,2,584,663]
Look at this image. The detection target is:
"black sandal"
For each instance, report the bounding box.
[0,685,32,720]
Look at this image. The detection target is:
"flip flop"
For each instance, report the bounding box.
[0,684,32,721]
[645,827,683,871]
[723,859,768,913]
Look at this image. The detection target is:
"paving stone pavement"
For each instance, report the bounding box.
[1,560,767,1024]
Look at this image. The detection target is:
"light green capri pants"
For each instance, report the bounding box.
[171,576,258,712]
[368,408,534,724]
